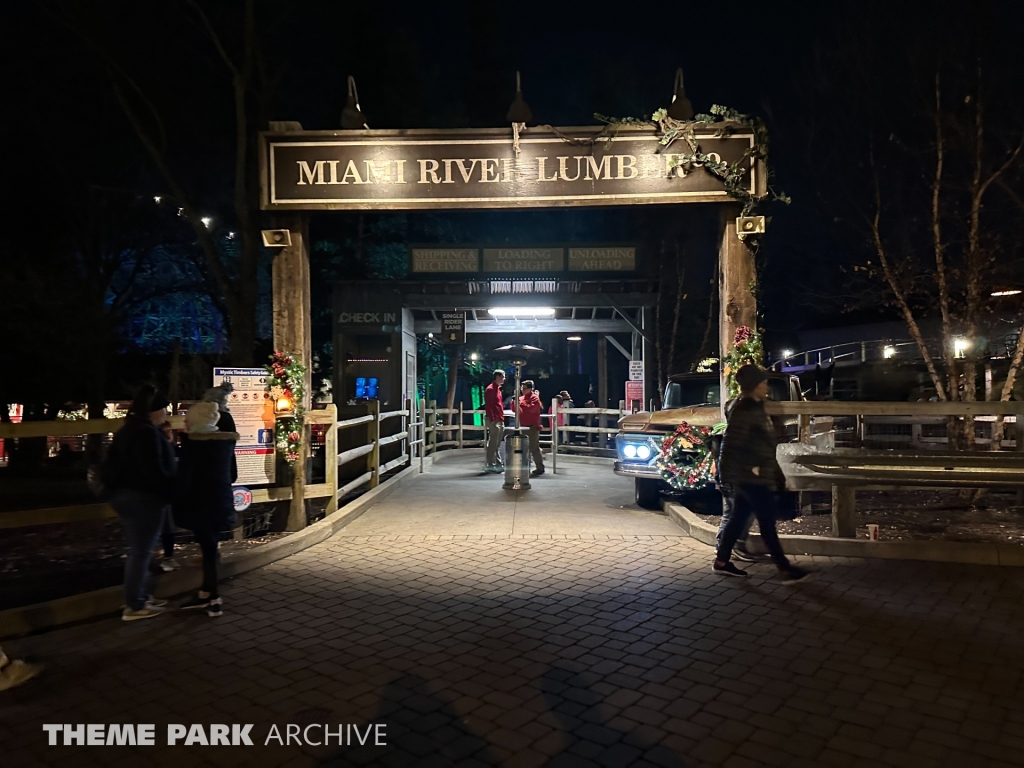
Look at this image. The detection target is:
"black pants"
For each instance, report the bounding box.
[715,491,753,552]
[716,483,790,569]
[193,528,220,598]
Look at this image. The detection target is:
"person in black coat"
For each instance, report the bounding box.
[106,385,177,621]
[174,401,238,617]
[715,365,811,584]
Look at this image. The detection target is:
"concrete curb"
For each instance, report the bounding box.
[665,502,1024,567]
[0,460,430,639]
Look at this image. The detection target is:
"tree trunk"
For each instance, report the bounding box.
[445,346,462,426]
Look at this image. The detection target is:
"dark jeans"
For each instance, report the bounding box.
[716,483,791,569]
[715,491,753,552]
[194,528,220,598]
[161,510,176,558]
[111,491,167,610]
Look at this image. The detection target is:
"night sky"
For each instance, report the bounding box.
[5,0,1024,354]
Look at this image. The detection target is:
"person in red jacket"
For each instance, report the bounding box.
[519,380,545,476]
[483,370,506,473]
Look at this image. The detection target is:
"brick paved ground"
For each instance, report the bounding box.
[3,460,1024,767]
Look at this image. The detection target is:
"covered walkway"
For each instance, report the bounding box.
[342,452,680,537]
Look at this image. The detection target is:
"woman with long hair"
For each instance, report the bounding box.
[105,385,177,621]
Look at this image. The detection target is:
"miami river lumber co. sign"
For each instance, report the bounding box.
[260,125,758,211]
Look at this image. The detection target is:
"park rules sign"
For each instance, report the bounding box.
[260,125,758,211]
[213,368,276,486]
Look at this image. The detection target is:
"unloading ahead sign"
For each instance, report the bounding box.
[441,312,466,345]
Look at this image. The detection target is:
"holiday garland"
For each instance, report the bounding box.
[655,420,726,491]
[722,326,764,399]
[595,104,790,226]
[266,350,306,466]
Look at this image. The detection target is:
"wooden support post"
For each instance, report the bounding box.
[798,413,812,514]
[406,398,413,469]
[1016,405,1024,504]
[324,404,338,516]
[458,402,464,449]
[552,399,558,475]
[718,207,756,420]
[798,414,811,444]
[429,400,437,454]
[831,485,856,538]
[367,399,380,488]
[272,213,312,532]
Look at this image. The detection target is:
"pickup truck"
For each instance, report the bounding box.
[614,371,805,509]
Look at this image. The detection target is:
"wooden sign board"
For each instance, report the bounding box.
[260,125,757,211]
[569,247,635,271]
[411,249,478,273]
[408,245,637,274]
[482,248,564,272]
[441,312,466,344]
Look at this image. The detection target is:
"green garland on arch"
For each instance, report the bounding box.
[722,325,764,399]
[266,350,306,466]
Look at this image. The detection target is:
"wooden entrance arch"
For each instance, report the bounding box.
[260,122,763,528]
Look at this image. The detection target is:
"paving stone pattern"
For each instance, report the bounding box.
[3,530,1024,768]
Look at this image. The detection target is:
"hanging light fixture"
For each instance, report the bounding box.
[341,75,369,129]
[666,68,694,121]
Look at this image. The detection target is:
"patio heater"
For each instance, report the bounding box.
[493,344,543,490]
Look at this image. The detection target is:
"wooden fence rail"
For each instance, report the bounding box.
[0,398,630,529]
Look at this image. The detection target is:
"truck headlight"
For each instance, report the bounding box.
[636,444,652,460]
[623,444,637,458]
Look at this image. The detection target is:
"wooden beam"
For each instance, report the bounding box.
[272,211,312,532]
[831,485,856,538]
[718,206,756,418]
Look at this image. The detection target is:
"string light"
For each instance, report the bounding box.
[153,196,162,203]
[201,217,213,228]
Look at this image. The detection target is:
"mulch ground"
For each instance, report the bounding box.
[687,488,1024,544]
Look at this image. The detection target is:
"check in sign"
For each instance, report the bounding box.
[441,312,466,345]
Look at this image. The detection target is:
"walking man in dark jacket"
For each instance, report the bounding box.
[715,397,764,563]
[714,365,810,583]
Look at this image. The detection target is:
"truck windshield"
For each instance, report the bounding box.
[663,378,790,407]
[664,380,721,407]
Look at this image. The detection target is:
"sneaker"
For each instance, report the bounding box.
[145,596,169,608]
[180,594,211,611]
[733,547,771,563]
[0,659,42,691]
[206,598,223,618]
[779,566,812,585]
[121,605,164,622]
[531,468,546,477]
[491,464,506,474]
[159,558,181,572]
[712,561,749,578]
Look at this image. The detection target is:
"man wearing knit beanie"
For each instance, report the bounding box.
[714,364,810,583]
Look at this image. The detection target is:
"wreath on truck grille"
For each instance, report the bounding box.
[655,420,726,491]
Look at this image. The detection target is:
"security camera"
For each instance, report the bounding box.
[736,216,766,239]
[261,229,292,247]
